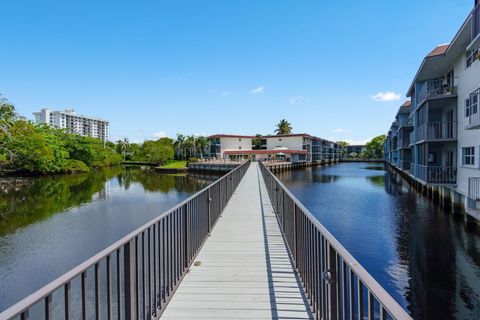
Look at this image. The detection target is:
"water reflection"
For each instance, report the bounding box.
[277,162,480,320]
[0,166,220,311]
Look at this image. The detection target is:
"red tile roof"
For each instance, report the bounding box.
[208,134,256,139]
[224,149,308,155]
[426,44,449,58]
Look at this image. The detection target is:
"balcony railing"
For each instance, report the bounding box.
[417,80,457,106]
[467,177,480,219]
[415,121,457,142]
[467,112,480,128]
[399,136,410,148]
[259,162,412,320]
[409,131,414,146]
[0,161,251,320]
[412,164,457,184]
[398,160,411,171]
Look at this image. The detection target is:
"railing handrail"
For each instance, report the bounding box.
[259,162,412,320]
[0,160,251,319]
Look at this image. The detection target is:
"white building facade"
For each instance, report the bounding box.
[207,134,340,163]
[33,108,109,141]
[384,0,480,220]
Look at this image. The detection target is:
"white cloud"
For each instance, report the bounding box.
[221,91,231,96]
[370,91,401,102]
[343,138,372,145]
[153,131,167,138]
[331,128,351,134]
[250,86,266,95]
[288,96,304,104]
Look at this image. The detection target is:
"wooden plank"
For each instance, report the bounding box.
[160,163,312,319]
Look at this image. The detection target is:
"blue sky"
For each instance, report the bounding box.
[0,0,474,143]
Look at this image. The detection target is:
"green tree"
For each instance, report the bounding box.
[336,141,348,158]
[196,136,208,158]
[252,134,263,150]
[174,134,186,160]
[116,138,131,160]
[138,138,174,164]
[364,135,386,159]
[8,121,69,173]
[275,119,292,135]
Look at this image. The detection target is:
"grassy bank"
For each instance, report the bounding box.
[159,160,187,169]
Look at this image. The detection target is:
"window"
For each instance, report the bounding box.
[465,90,479,117]
[462,147,475,165]
[466,48,479,68]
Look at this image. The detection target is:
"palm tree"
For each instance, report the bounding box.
[174,134,185,160]
[118,138,131,160]
[185,135,197,158]
[0,95,17,135]
[275,119,292,135]
[196,136,208,158]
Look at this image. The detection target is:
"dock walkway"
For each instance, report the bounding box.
[161,162,312,319]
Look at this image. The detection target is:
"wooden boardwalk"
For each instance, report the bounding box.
[161,162,312,319]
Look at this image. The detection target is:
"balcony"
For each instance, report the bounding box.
[411,164,457,184]
[466,177,480,219]
[398,118,413,129]
[466,112,480,129]
[417,79,457,107]
[399,136,411,148]
[409,131,414,146]
[414,121,457,143]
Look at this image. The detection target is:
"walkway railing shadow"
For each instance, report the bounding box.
[259,161,412,320]
[258,166,314,319]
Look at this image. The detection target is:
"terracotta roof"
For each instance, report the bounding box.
[401,100,411,108]
[263,133,311,138]
[208,134,256,139]
[426,44,449,58]
[224,149,308,155]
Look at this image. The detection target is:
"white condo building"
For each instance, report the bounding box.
[33,108,109,141]
[384,0,480,220]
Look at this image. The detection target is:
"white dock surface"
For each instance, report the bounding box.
[161,162,313,319]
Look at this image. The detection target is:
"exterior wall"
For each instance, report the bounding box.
[454,51,480,196]
[265,136,303,150]
[33,109,109,141]
[220,137,253,156]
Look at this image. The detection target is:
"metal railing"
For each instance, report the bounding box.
[412,164,457,184]
[467,111,480,127]
[0,161,251,320]
[259,162,412,320]
[415,121,457,142]
[468,177,480,200]
[417,79,457,106]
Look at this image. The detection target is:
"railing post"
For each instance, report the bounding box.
[123,241,135,320]
[293,204,297,262]
[328,244,338,320]
[207,189,211,234]
[183,204,189,268]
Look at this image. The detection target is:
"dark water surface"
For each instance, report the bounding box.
[0,166,220,312]
[276,162,480,320]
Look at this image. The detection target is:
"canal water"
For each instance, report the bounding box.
[276,162,480,320]
[0,165,220,312]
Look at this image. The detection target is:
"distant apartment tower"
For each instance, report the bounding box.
[33,108,109,141]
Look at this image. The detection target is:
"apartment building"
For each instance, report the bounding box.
[384,0,480,219]
[33,108,109,141]
[345,145,366,158]
[207,133,340,163]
